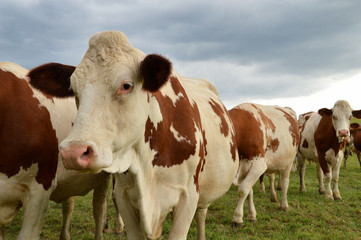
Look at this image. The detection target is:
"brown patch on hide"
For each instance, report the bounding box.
[276,107,300,147]
[302,139,309,149]
[228,107,265,160]
[209,99,229,137]
[144,76,203,168]
[0,69,58,190]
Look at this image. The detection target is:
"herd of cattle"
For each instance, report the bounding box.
[1,31,361,240]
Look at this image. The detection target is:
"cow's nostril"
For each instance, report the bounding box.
[81,146,93,158]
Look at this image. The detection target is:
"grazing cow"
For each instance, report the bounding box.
[28,31,239,240]
[0,62,112,240]
[229,103,299,227]
[297,100,361,200]
[344,123,361,169]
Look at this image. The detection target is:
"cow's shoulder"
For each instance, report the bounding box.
[145,75,202,168]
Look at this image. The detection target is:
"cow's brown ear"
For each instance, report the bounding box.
[352,110,361,119]
[318,108,332,117]
[28,63,75,98]
[140,54,172,92]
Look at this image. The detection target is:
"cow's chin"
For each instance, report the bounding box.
[101,154,133,174]
[338,136,350,143]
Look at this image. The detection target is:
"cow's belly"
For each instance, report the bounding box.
[264,145,298,173]
[197,152,239,207]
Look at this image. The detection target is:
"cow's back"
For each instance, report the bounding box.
[180,76,239,206]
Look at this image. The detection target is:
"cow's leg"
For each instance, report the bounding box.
[269,174,277,202]
[112,189,124,235]
[298,156,307,192]
[60,197,75,240]
[247,188,257,221]
[17,183,53,240]
[357,153,361,169]
[93,174,110,240]
[276,174,282,191]
[167,190,199,240]
[113,176,146,240]
[232,159,267,227]
[332,156,342,200]
[0,225,4,240]
[279,163,293,211]
[316,162,326,195]
[195,207,208,240]
[259,175,265,193]
[324,171,333,200]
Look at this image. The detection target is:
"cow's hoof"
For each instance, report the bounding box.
[231,222,244,228]
[319,190,325,195]
[334,195,342,201]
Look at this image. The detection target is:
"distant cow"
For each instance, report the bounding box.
[297,100,361,200]
[28,31,239,240]
[344,123,361,169]
[0,62,113,240]
[229,103,299,227]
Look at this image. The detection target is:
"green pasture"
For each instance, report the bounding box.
[5,152,361,240]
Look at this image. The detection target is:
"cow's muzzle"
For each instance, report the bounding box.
[60,144,95,170]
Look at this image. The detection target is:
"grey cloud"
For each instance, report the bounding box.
[1,0,360,105]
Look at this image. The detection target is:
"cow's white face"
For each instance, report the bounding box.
[56,31,172,173]
[319,100,352,142]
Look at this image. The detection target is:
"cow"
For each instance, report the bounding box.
[343,123,361,169]
[297,100,361,200]
[27,31,239,240]
[229,103,299,227]
[0,62,115,240]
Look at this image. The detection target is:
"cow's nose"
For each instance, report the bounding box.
[60,144,94,170]
[338,129,349,137]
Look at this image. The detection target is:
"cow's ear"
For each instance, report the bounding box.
[352,110,361,119]
[350,122,360,129]
[28,63,75,98]
[140,54,172,92]
[318,108,332,117]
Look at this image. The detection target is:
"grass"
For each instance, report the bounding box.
[4,154,361,240]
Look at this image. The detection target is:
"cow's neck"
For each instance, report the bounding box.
[121,138,161,237]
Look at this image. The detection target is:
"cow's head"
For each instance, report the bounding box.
[318,100,361,142]
[28,31,172,173]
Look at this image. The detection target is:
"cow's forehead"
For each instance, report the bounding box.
[72,32,144,89]
[333,100,352,117]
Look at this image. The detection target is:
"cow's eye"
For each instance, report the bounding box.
[117,81,134,95]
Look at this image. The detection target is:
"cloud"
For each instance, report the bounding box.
[0,0,361,113]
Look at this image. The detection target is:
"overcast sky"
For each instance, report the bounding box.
[1,0,361,115]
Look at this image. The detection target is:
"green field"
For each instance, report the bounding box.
[5,154,361,240]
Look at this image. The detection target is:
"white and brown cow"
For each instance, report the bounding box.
[0,62,113,240]
[297,100,361,200]
[28,31,239,240]
[229,103,299,227]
